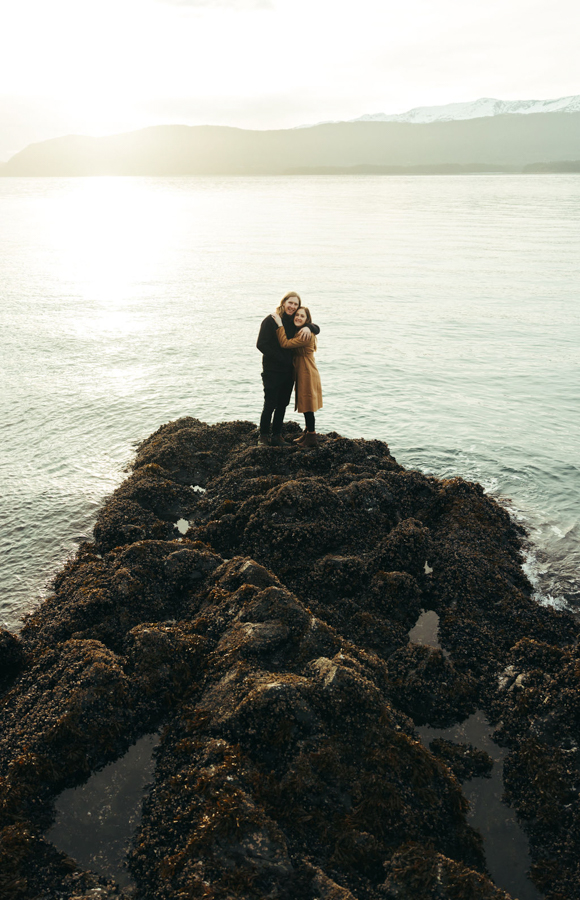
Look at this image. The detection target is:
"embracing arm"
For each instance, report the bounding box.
[271,312,320,344]
[276,326,312,349]
[295,321,319,342]
[296,322,320,344]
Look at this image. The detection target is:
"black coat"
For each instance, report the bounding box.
[256,313,320,373]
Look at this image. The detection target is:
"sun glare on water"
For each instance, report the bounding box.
[45,178,180,334]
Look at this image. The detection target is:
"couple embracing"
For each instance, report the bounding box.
[256,291,323,448]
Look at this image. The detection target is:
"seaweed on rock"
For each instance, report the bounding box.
[1,417,578,900]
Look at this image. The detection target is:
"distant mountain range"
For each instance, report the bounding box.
[1,104,579,177]
[330,94,580,126]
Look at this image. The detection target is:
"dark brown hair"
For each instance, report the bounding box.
[295,306,312,324]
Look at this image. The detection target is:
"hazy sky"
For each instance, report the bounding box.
[1,0,579,159]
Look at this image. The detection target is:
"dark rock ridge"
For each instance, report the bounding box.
[1,418,578,900]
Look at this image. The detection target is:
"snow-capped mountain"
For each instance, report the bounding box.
[349,96,580,125]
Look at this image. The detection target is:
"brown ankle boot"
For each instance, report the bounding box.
[299,431,318,449]
[293,430,307,444]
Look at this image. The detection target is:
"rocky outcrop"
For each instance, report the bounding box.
[1,418,578,900]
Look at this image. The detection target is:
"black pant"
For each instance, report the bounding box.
[260,370,294,435]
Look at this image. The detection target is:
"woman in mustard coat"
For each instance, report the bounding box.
[272,307,322,448]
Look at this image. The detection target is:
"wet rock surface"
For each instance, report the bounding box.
[1,418,579,900]
[427,740,494,783]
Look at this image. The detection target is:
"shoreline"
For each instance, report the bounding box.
[1,418,579,899]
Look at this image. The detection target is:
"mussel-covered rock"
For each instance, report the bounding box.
[386,644,479,727]
[2,417,578,900]
[0,629,25,688]
[428,740,494,782]
[381,842,511,899]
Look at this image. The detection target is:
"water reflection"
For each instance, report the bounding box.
[47,732,160,886]
[418,713,542,900]
[409,610,542,900]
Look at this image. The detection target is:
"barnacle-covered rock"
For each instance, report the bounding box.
[309,554,369,599]
[20,540,219,654]
[0,640,137,828]
[492,638,580,900]
[108,464,201,521]
[129,636,483,900]
[373,517,432,580]
[428,739,494,782]
[380,841,512,899]
[3,417,579,900]
[0,629,25,688]
[133,418,255,484]
[124,622,208,716]
[0,826,118,900]
[243,478,347,568]
[386,644,479,727]
[93,497,171,552]
[367,570,422,626]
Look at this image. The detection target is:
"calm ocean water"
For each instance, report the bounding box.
[1,175,578,630]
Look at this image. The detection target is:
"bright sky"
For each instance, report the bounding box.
[1,0,579,159]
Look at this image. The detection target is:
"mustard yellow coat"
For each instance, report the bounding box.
[277,327,323,413]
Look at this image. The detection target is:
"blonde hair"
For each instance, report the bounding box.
[276,291,302,316]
